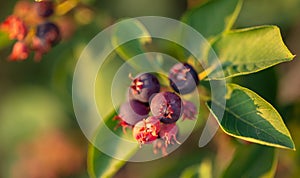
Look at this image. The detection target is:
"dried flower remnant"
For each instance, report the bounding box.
[159,123,180,147]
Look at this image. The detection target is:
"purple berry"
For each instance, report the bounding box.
[169,63,199,94]
[150,92,182,124]
[35,0,54,18]
[129,73,160,103]
[117,100,149,125]
[36,22,61,46]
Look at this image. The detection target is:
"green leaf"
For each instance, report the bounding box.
[87,112,139,178]
[180,159,212,178]
[207,83,295,150]
[181,0,243,40]
[206,26,295,79]
[0,31,12,49]
[88,49,140,177]
[223,144,277,178]
[111,18,151,61]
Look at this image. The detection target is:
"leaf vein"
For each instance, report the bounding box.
[212,100,279,143]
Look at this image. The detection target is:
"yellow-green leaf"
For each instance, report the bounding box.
[111,18,151,61]
[207,83,295,150]
[0,31,12,49]
[87,112,139,178]
[206,26,295,79]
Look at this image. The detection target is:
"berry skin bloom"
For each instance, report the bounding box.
[36,22,61,45]
[129,73,160,103]
[169,63,199,94]
[133,116,161,145]
[116,100,149,126]
[32,22,61,60]
[159,123,180,147]
[32,36,51,61]
[34,0,54,18]
[150,92,182,124]
[0,15,27,40]
[182,100,197,121]
[9,41,30,61]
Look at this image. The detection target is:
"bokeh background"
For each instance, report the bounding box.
[0,0,300,177]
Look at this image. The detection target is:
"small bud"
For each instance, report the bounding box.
[9,41,29,61]
[182,100,197,121]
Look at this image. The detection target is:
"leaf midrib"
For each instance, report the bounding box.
[211,99,279,144]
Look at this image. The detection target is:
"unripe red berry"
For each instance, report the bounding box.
[0,15,27,40]
[9,41,29,61]
[133,116,161,145]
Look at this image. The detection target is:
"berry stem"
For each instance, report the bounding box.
[198,63,219,80]
[55,0,79,16]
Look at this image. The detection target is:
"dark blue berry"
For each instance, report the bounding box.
[35,0,54,18]
[150,92,182,124]
[118,100,149,125]
[129,73,160,103]
[169,63,199,94]
[36,22,61,45]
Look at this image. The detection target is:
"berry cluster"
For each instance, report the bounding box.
[115,63,199,155]
[0,0,61,61]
